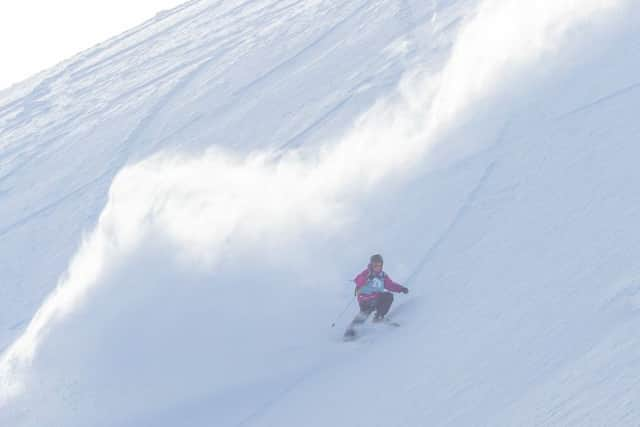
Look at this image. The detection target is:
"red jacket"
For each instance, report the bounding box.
[354,267,403,303]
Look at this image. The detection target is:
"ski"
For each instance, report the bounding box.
[382,319,400,327]
[343,317,399,341]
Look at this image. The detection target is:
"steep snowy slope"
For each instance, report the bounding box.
[2,0,640,426]
[0,0,447,349]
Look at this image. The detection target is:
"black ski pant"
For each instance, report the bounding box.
[352,293,393,325]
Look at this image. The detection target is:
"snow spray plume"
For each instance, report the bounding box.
[0,0,626,414]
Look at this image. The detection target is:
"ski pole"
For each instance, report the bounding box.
[331,280,357,328]
[331,297,355,328]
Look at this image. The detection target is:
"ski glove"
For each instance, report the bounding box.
[400,286,409,294]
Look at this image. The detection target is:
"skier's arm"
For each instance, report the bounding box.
[354,270,368,290]
[384,275,408,293]
[353,270,369,297]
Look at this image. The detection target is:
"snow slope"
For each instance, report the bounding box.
[2,0,640,425]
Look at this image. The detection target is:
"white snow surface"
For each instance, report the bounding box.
[2,0,640,425]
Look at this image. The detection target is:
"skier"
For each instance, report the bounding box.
[344,254,408,339]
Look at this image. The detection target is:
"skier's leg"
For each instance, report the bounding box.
[344,300,374,339]
[374,293,393,320]
[344,303,373,339]
[351,300,374,325]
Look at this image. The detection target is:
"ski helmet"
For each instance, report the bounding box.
[370,254,384,265]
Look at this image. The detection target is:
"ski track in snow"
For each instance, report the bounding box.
[404,160,497,286]
[554,80,640,120]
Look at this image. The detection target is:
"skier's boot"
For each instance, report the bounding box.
[372,313,384,323]
[343,327,356,340]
